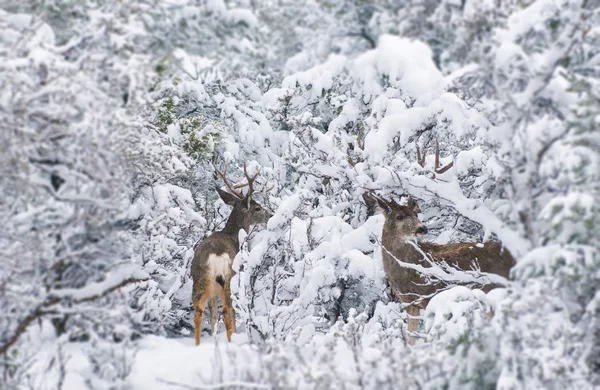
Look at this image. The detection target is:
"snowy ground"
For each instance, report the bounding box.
[24,285,500,389]
[24,321,262,390]
[126,332,262,390]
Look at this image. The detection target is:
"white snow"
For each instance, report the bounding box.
[173,48,214,78]
[3,1,597,388]
[227,8,259,28]
[352,35,444,102]
[126,336,266,390]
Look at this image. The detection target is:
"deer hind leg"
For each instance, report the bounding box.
[220,282,236,342]
[194,291,212,346]
[208,297,219,336]
[406,304,421,345]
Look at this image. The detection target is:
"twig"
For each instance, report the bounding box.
[156,378,270,390]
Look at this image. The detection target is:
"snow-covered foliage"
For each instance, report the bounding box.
[1,0,598,389]
[0,6,151,387]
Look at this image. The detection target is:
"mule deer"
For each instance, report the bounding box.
[363,192,515,343]
[192,162,271,345]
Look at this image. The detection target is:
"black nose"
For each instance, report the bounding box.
[416,226,428,235]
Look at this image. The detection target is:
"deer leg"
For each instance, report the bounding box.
[406,305,421,345]
[220,283,235,342]
[209,297,219,336]
[232,305,237,334]
[194,291,211,346]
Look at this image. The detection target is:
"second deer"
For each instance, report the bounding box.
[363,192,515,344]
[191,162,272,345]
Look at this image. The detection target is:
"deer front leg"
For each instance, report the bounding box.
[194,292,211,346]
[406,304,421,345]
[208,297,219,336]
[220,283,236,342]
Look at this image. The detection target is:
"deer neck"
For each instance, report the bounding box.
[381,228,419,256]
[221,207,248,242]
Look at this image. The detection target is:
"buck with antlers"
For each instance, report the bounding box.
[192,162,271,345]
[363,142,515,344]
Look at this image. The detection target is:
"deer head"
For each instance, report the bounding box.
[363,192,428,239]
[214,161,272,234]
[363,191,515,344]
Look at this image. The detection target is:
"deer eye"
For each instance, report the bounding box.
[254,206,262,212]
[395,215,404,221]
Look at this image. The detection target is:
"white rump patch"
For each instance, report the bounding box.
[207,254,232,280]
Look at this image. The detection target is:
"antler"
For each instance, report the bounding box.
[213,161,250,199]
[433,138,453,174]
[346,146,364,167]
[242,161,261,199]
[416,144,426,168]
[258,181,275,194]
[415,138,454,177]
[213,160,267,203]
[346,137,365,168]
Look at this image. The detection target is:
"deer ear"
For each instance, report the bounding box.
[362,193,377,216]
[216,187,239,206]
[406,198,421,213]
[363,193,390,215]
[375,197,392,215]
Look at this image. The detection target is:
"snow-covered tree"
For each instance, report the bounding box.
[0,8,150,387]
[2,0,599,388]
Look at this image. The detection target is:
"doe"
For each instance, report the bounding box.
[363,192,515,344]
[192,162,271,345]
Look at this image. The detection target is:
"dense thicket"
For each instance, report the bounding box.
[1,1,598,389]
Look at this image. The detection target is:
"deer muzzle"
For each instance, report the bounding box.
[416,225,428,235]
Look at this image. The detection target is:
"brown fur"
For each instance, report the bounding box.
[363,193,515,343]
[192,188,271,345]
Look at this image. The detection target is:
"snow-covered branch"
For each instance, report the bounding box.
[398,173,530,258]
[0,269,148,356]
[378,237,509,288]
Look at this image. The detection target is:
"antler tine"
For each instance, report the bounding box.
[231,182,249,190]
[242,161,261,199]
[213,161,245,199]
[433,138,454,174]
[435,161,454,174]
[346,145,364,168]
[434,138,440,170]
[259,181,275,194]
[416,144,425,168]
